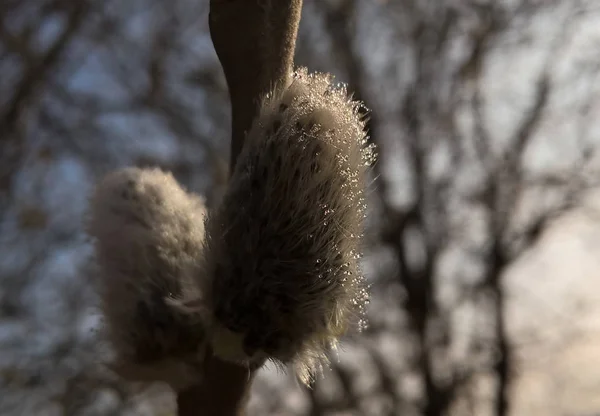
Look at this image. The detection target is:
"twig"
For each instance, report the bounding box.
[176,348,255,416]
[175,1,303,415]
[209,0,303,170]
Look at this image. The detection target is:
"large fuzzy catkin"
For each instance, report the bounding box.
[87,167,209,390]
[201,68,376,385]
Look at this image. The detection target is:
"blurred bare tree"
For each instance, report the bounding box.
[2,1,600,415]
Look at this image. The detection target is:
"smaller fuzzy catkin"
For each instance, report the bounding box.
[200,68,376,385]
[87,167,209,390]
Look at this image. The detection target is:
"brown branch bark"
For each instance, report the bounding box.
[175,1,302,415]
[176,347,255,416]
[209,0,303,171]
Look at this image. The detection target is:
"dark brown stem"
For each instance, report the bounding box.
[177,349,255,416]
[176,1,302,414]
[209,0,303,171]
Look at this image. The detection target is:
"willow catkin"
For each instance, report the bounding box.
[86,167,209,390]
[201,68,376,385]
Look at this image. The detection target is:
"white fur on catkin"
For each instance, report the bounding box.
[202,68,376,385]
[87,167,209,390]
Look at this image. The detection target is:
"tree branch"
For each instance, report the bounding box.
[176,348,255,416]
[175,1,302,415]
[0,1,87,136]
[209,0,303,170]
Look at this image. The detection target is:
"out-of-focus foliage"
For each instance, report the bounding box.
[2,1,600,415]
